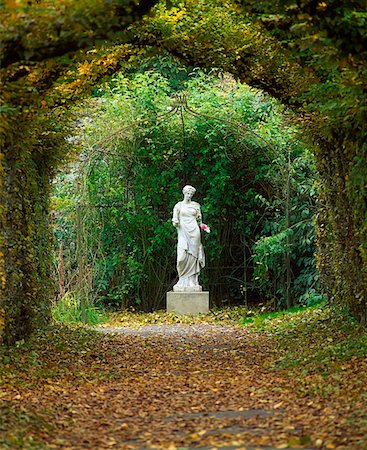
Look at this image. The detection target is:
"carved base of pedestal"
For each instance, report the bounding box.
[166,291,209,315]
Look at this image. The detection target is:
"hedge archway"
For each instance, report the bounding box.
[1,0,366,344]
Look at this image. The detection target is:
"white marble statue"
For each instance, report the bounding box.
[172,185,205,291]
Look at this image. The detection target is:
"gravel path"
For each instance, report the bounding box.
[94,323,238,337]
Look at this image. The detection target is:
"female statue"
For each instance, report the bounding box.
[172,185,205,291]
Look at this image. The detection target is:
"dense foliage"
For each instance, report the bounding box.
[52,67,319,312]
[0,0,159,344]
[1,0,366,343]
[132,0,367,322]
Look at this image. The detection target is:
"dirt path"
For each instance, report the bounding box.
[2,322,361,449]
[45,325,317,449]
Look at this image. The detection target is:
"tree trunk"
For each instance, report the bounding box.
[316,137,367,325]
[0,144,51,345]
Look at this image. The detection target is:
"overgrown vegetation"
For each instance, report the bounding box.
[1,0,161,344]
[1,0,366,342]
[51,293,107,325]
[1,0,366,447]
[52,66,320,313]
[134,0,367,323]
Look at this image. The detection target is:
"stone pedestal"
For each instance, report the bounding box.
[166,291,209,315]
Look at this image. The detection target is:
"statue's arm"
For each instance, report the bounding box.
[172,203,180,227]
[196,203,203,225]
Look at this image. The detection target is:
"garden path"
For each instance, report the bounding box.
[71,323,320,449]
[3,319,364,449]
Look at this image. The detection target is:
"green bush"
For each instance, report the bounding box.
[52,59,320,310]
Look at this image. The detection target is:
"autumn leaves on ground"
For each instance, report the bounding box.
[1,306,366,450]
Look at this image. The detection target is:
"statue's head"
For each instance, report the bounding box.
[182,185,196,195]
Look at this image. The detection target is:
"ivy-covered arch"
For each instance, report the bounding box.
[1,0,366,344]
[0,0,161,345]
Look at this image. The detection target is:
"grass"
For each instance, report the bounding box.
[0,405,50,450]
[241,304,311,329]
[51,292,108,325]
[242,302,367,399]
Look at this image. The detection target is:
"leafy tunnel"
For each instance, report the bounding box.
[1,0,366,344]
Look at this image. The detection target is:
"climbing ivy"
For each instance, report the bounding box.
[0,0,159,344]
[1,0,366,344]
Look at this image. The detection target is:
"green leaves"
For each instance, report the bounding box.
[52,64,318,311]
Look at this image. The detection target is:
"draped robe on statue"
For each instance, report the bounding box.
[172,201,205,290]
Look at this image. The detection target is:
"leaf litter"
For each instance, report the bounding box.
[0,305,366,449]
